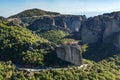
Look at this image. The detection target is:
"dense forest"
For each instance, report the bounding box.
[0,9,120,80]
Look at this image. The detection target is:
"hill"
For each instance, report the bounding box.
[0,20,49,65]
[0,19,71,67]
[9,8,60,18]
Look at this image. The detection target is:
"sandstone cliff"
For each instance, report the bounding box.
[56,44,82,66]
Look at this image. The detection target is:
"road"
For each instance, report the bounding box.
[16,64,88,72]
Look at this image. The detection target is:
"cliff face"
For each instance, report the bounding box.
[80,12,120,50]
[28,15,86,32]
[7,9,120,50]
[56,44,82,66]
[27,12,120,50]
[80,15,120,43]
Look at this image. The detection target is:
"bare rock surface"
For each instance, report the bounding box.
[56,44,82,66]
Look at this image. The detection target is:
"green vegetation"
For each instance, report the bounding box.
[81,44,88,53]
[38,29,78,45]
[9,8,60,18]
[0,18,120,80]
[61,38,77,43]
[0,54,120,80]
[0,20,51,66]
[21,49,47,66]
[39,29,69,44]
[0,20,71,67]
[0,61,15,80]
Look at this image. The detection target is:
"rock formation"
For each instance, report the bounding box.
[28,15,86,32]
[80,12,120,50]
[0,16,6,21]
[26,12,120,50]
[7,18,22,27]
[56,43,82,66]
[7,9,120,50]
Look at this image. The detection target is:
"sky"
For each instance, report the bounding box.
[1,0,120,17]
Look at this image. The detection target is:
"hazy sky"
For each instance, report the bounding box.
[1,0,120,17]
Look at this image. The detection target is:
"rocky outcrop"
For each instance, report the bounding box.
[56,44,82,66]
[28,15,86,32]
[0,16,6,21]
[7,18,22,27]
[80,12,120,50]
[81,15,106,43]
[103,14,120,49]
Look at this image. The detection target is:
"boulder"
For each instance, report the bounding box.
[56,43,82,66]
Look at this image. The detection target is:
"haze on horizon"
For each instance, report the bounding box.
[1,0,120,17]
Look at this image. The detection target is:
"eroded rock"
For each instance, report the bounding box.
[56,43,82,66]
[28,15,86,32]
[80,13,120,50]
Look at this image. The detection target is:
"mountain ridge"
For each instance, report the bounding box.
[9,8,60,18]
